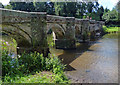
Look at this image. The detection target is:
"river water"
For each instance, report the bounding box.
[1,33,119,83]
[50,33,118,83]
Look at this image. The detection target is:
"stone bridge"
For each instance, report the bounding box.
[47,15,104,49]
[0,8,104,56]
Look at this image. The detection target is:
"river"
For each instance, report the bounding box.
[1,33,119,83]
[50,33,118,83]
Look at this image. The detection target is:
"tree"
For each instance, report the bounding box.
[102,9,118,21]
[104,8,110,13]
[54,2,77,17]
[76,2,86,18]
[94,2,99,12]
[87,2,94,13]
[10,2,35,12]
[115,1,120,20]
[65,2,77,17]
[54,2,65,16]
[10,2,55,14]
[7,1,106,21]
[4,5,12,9]
[46,1,55,15]
[34,2,46,12]
[98,6,104,20]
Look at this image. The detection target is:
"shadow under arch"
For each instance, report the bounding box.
[1,24,32,48]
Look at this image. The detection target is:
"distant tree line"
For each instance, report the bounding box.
[0,1,119,22]
[102,1,119,26]
[1,1,105,21]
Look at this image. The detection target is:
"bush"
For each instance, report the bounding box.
[1,36,69,83]
[18,52,45,73]
[2,50,69,83]
[2,50,23,82]
[2,50,20,77]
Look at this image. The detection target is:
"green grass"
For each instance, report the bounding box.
[11,72,54,83]
[47,34,55,47]
[12,71,70,83]
[103,26,120,32]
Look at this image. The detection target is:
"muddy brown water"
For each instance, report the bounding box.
[1,33,119,83]
[50,33,118,83]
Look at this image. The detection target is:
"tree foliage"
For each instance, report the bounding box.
[116,1,120,20]
[10,2,35,12]
[2,1,116,21]
[102,1,120,21]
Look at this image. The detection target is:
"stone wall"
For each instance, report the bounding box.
[0,8,105,56]
[0,8,49,56]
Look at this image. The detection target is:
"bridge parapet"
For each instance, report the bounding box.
[0,8,31,23]
[0,8,47,24]
[47,15,66,23]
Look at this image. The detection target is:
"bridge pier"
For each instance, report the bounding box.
[17,12,49,57]
[81,20,90,42]
[90,31,96,40]
[55,17,76,49]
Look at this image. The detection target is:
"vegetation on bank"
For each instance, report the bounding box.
[1,38,69,83]
[103,26,120,33]
[47,34,55,48]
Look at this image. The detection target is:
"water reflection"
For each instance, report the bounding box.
[50,33,118,83]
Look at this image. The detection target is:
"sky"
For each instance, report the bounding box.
[98,0,119,10]
[0,0,119,10]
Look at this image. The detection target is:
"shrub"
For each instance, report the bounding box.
[2,50,69,83]
[2,50,20,77]
[1,36,69,83]
[18,52,45,73]
[45,56,65,72]
[2,50,22,82]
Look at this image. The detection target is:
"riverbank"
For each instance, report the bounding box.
[1,50,69,83]
[1,36,69,83]
[103,26,120,33]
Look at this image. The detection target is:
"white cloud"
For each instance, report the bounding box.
[0,0,10,5]
[111,0,119,6]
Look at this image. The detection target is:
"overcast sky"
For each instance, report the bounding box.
[0,0,119,10]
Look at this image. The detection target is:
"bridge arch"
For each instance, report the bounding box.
[2,24,32,47]
[47,24,65,39]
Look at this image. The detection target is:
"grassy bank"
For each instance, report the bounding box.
[103,26,120,33]
[2,51,69,83]
[1,38,69,83]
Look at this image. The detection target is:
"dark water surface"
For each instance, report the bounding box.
[50,33,118,83]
